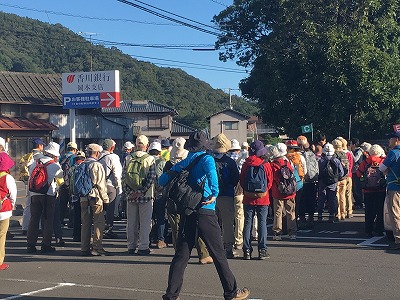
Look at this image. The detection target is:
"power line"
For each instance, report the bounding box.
[0,3,179,26]
[209,0,229,8]
[150,62,246,73]
[130,54,247,72]
[115,0,222,37]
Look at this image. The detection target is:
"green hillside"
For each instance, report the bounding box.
[0,11,258,129]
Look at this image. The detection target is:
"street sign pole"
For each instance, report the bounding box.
[70,108,76,143]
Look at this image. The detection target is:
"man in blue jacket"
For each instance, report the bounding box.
[159,131,249,300]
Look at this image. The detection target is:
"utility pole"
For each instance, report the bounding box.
[78,32,99,71]
[224,88,240,109]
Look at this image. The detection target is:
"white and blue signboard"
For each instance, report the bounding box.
[62,70,120,109]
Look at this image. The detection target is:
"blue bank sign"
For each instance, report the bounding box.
[62,70,120,109]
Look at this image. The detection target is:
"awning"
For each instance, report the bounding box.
[0,117,58,131]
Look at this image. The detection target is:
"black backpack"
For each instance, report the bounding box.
[360,162,386,190]
[274,160,296,196]
[320,158,340,185]
[162,153,208,215]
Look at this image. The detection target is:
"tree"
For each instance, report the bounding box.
[213,0,400,140]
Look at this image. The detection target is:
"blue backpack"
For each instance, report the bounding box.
[72,162,93,197]
[243,162,268,198]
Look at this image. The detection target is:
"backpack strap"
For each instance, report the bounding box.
[184,153,208,171]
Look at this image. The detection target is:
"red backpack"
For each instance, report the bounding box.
[29,160,54,194]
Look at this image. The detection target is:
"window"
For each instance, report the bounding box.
[1,104,21,117]
[224,121,239,130]
[148,116,169,129]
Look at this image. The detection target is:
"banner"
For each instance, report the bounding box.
[301,123,313,134]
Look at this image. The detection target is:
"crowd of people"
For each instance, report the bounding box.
[0,130,400,299]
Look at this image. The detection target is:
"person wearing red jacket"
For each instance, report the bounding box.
[0,152,17,271]
[356,144,386,237]
[270,143,297,241]
[240,140,273,260]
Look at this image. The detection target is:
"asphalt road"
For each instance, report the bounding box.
[1,184,399,300]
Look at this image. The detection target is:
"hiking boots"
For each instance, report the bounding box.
[273,235,282,241]
[233,287,250,299]
[137,248,151,256]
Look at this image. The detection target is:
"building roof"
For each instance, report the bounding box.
[0,116,58,131]
[207,108,250,120]
[171,120,197,135]
[102,100,178,115]
[0,71,62,106]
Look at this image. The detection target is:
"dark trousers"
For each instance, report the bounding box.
[295,187,303,218]
[163,212,238,300]
[352,175,363,206]
[243,205,268,252]
[53,196,63,239]
[364,191,385,234]
[58,185,71,226]
[154,196,167,241]
[27,194,56,247]
[72,200,81,240]
[300,182,317,219]
[317,185,338,216]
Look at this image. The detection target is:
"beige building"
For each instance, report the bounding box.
[207,108,249,142]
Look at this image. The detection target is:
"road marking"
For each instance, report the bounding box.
[294,236,365,241]
[0,278,224,299]
[1,283,75,300]
[357,236,388,247]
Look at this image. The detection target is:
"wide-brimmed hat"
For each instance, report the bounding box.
[369,144,384,157]
[249,140,266,157]
[213,133,231,153]
[148,141,162,152]
[332,139,343,150]
[86,143,102,152]
[242,142,249,149]
[186,131,208,152]
[170,138,188,163]
[276,143,287,157]
[387,132,400,139]
[75,151,86,159]
[0,152,14,171]
[230,139,241,151]
[44,142,60,157]
[123,141,134,150]
[323,143,335,156]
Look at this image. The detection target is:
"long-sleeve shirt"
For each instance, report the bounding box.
[98,151,123,189]
[84,157,109,204]
[0,173,17,220]
[159,151,219,211]
[29,156,63,196]
[125,151,156,203]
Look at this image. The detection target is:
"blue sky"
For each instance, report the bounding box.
[0,0,247,97]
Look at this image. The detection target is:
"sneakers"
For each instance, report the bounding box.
[243,250,251,260]
[81,250,92,257]
[157,240,167,249]
[289,234,297,240]
[273,235,282,241]
[137,248,151,256]
[258,249,270,260]
[41,245,56,253]
[233,287,250,300]
[91,248,111,256]
[199,256,213,265]
[127,249,136,255]
[347,213,353,218]
[0,263,9,271]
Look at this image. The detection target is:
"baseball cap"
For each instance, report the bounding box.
[103,139,116,150]
[148,141,162,152]
[136,135,149,146]
[67,141,78,149]
[86,143,102,152]
[123,141,134,150]
[32,138,45,146]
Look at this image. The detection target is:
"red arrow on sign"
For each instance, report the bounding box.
[100,92,120,108]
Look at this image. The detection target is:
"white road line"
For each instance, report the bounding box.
[293,236,365,241]
[1,283,75,300]
[0,278,222,299]
[357,236,388,247]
